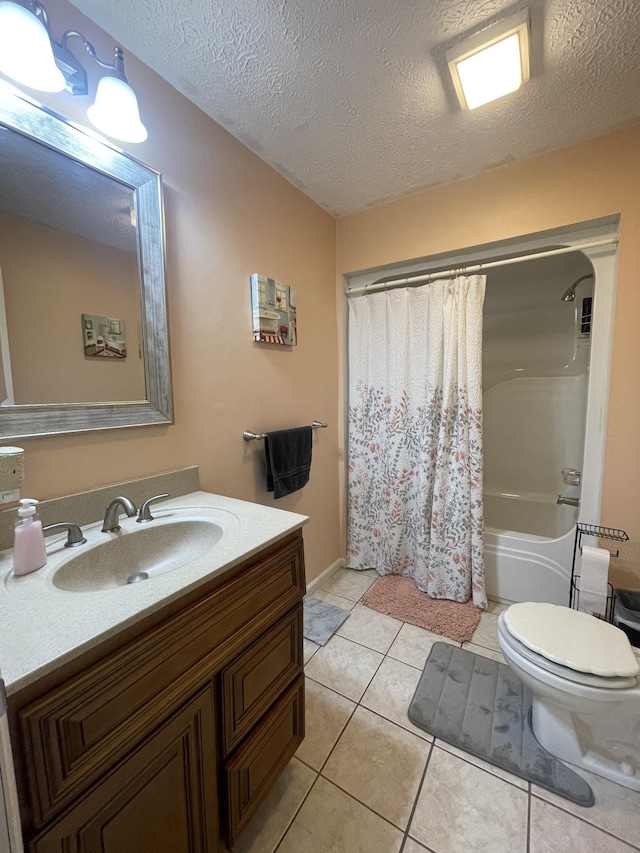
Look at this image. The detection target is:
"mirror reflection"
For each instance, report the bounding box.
[0,88,172,440]
[0,124,146,405]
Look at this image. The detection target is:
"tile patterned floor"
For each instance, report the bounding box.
[233,569,640,853]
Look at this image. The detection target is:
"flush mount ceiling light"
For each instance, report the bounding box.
[446,8,530,110]
[0,0,147,142]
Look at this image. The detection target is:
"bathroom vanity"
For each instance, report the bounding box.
[0,490,307,852]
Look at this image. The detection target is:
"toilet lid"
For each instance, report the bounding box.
[498,618,638,688]
[503,602,640,678]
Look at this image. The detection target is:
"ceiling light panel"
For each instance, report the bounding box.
[447,8,530,110]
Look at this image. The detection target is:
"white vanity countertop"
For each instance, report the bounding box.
[0,491,308,696]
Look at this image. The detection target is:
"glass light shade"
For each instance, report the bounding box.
[0,1,65,92]
[454,33,523,110]
[87,75,147,143]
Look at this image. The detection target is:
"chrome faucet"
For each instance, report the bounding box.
[102,496,137,532]
[137,493,169,523]
[557,495,580,507]
[43,522,87,547]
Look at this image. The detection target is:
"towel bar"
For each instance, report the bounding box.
[243,420,327,441]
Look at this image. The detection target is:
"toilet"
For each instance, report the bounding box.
[498,602,640,790]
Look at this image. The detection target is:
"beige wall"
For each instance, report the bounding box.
[336,126,640,584]
[0,212,143,404]
[3,0,340,582]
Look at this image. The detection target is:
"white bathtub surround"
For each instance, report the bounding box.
[347,276,487,608]
[484,520,575,605]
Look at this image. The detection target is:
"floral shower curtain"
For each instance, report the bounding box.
[347,275,487,608]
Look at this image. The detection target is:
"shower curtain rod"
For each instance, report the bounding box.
[346,237,618,297]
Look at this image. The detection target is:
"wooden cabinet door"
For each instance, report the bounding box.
[30,686,221,853]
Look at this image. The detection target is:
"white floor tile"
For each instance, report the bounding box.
[410,746,528,852]
[403,840,432,853]
[358,568,381,580]
[388,622,457,670]
[468,611,501,652]
[304,634,383,702]
[434,739,527,790]
[486,600,509,615]
[460,641,505,663]
[336,603,403,653]
[532,762,640,847]
[277,776,403,853]
[530,796,637,853]
[311,588,357,611]
[360,656,432,741]
[319,567,377,602]
[295,679,356,771]
[323,706,431,829]
[303,638,320,663]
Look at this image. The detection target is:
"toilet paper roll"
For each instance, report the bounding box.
[579,545,610,617]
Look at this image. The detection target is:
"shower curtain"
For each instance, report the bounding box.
[347,275,487,608]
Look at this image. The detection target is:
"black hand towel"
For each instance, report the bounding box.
[265,426,313,499]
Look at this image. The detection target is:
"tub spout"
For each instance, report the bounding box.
[557,495,580,507]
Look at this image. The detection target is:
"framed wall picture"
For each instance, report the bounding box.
[82,313,127,358]
[250,274,297,345]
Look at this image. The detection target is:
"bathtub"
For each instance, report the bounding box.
[483,494,577,605]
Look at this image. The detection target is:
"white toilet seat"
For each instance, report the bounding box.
[503,602,639,679]
[498,617,638,689]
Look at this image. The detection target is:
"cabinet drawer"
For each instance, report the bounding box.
[224,674,304,847]
[221,607,302,756]
[20,533,304,828]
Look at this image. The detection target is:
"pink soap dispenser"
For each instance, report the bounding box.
[13,498,47,576]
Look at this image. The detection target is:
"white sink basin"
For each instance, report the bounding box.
[53,518,224,592]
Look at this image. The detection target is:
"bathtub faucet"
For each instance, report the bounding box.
[557,495,580,507]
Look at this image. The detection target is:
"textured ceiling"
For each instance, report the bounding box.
[70,0,640,216]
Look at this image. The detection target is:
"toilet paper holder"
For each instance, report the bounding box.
[569,523,629,622]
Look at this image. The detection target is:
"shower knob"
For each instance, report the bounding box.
[562,468,582,487]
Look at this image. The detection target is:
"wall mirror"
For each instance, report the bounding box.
[0,87,172,440]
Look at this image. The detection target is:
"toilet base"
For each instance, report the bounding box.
[532,698,640,791]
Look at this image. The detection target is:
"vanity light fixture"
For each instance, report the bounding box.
[0,0,147,142]
[0,1,64,91]
[446,8,530,110]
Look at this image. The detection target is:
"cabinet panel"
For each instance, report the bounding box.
[225,675,305,847]
[221,608,302,755]
[20,534,304,827]
[29,686,220,853]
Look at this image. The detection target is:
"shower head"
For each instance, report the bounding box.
[561,274,593,302]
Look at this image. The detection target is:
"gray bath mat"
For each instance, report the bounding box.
[303,595,351,645]
[409,643,594,807]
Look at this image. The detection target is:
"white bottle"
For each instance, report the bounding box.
[13,498,47,576]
